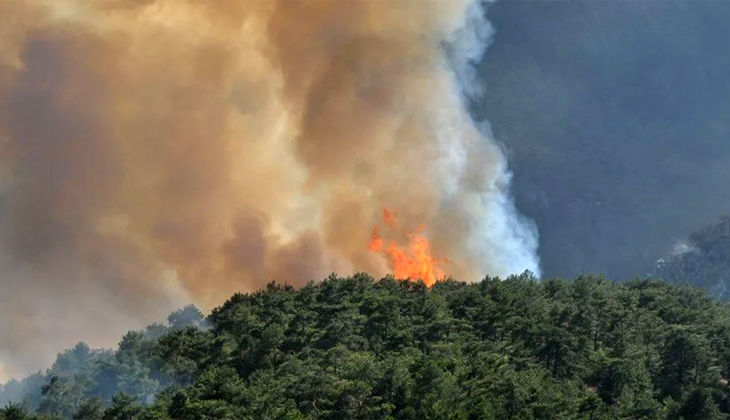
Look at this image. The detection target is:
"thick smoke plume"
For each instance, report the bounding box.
[0,0,539,379]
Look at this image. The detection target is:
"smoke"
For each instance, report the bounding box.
[671,241,698,257]
[0,0,539,378]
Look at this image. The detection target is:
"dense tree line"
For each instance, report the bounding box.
[2,273,730,419]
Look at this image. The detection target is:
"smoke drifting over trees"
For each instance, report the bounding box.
[0,0,538,379]
[6,0,730,389]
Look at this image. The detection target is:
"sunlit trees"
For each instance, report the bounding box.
[2,274,730,418]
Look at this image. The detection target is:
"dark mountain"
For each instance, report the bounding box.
[656,216,730,300]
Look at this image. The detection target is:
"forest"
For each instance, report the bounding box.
[3,1,730,419]
[2,272,730,419]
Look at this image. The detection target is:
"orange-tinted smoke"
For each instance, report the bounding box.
[0,0,539,378]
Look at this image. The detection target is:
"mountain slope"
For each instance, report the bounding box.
[656,216,730,300]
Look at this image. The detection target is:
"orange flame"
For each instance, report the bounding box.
[368,207,447,286]
[382,207,397,229]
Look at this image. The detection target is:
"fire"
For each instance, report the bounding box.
[368,208,447,286]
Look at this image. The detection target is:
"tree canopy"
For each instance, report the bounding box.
[3,273,730,419]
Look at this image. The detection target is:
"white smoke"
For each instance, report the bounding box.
[442,0,541,278]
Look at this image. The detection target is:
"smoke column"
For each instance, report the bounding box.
[0,0,539,379]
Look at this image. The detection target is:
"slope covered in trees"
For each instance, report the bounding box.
[3,273,730,419]
[655,216,730,301]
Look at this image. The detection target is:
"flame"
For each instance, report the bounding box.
[382,208,397,229]
[368,227,383,252]
[368,207,447,286]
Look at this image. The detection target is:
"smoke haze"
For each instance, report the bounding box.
[476,0,730,280]
[0,0,538,379]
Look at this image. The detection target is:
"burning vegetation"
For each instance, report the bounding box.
[368,208,447,286]
[0,0,539,379]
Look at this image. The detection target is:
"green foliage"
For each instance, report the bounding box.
[4,275,730,418]
[73,397,104,420]
[103,393,141,420]
[167,305,206,331]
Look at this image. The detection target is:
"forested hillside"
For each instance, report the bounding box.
[656,216,730,300]
[3,273,730,419]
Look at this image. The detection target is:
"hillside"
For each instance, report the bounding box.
[2,274,730,419]
[655,216,730,300]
